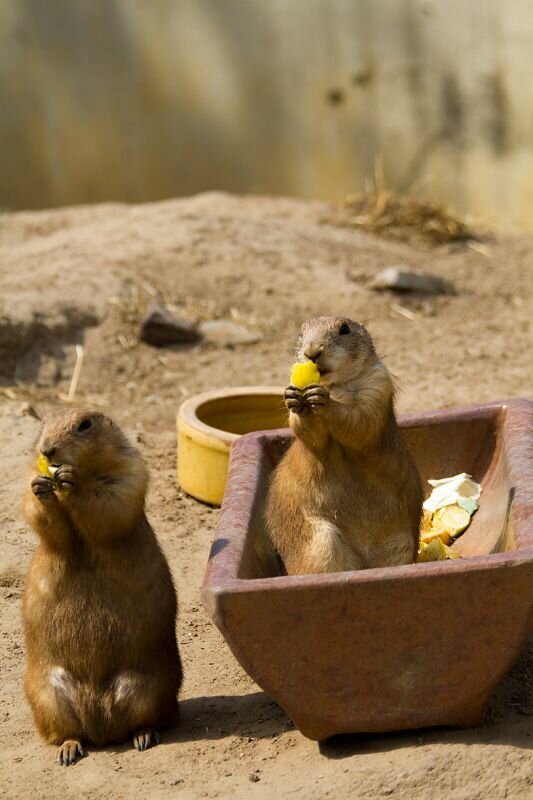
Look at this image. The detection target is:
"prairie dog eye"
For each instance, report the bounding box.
[339,322,350,335]
[77,418,92,432]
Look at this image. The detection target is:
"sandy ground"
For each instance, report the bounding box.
[0,192,532,799]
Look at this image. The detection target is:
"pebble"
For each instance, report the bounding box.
[18,402,40,420]
[140,301,202,347]
[199,319,261,345]
[371,266,454,295]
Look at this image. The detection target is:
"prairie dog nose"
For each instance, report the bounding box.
[40,445,56,460]
[303,342,323,361]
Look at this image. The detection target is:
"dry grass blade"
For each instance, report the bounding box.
[325,190,477,246]
[58,345,84,403]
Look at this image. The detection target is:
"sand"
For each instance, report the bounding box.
[0,192,531,799]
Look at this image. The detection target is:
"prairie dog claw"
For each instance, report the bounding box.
[54,464,76,491]
[284,385,306,415]
[133,728,159,751]
[31,475,54,497]
[303,384,330,409]
[56,739,84,766]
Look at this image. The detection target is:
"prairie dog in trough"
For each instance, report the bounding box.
[266,316,423,575]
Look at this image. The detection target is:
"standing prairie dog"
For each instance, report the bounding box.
[266,317,423,575]
[22,408,182,765]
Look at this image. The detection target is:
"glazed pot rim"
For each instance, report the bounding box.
[177,385,283,448]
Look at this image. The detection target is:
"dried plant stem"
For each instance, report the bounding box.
[67,345,84,402]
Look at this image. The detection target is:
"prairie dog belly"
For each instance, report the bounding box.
[302,517,365,574]
[44,665,169,747]
[25,560,168,675]
[312,447,411,530]
[268,433,420,574]
[308,481,415,571]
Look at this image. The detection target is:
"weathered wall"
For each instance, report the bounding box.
[1,0,533,230]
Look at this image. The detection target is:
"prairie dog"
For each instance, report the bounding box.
[22,408,182,765]
[266,316,422,575]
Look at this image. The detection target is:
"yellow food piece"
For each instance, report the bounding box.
[420,527,451,546]
[37,453,51,476]
[433,504,471,538]
[417,537,461,562]
[417,483,473,563]
[419,502,471,549]
[290,361,320,389]
[421,508,434,533]
[443,544,461,559]
[417,538,447,562]
[36,454,58,479]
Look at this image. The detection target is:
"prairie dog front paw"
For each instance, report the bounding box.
[303,384,330,411]
[54,464,77,491]
[31,475,55,498]
[284,385,307,415]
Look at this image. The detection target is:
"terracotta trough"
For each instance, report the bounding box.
[202,399,533,740]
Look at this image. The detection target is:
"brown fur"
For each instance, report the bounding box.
[266,317,423,575]
[22,408,182,764]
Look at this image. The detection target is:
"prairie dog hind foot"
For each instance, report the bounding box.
[133,729,160,751]
[56,739,84,766]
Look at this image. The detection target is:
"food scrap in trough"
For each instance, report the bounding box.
[417,473,482,562]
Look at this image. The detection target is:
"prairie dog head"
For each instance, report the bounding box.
[295,316,378,387]
[37,408,145,481]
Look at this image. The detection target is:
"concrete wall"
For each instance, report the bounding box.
[2,0,533,230]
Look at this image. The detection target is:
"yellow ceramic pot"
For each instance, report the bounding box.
[177,386,285,505]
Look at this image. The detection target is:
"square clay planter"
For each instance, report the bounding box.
[202,399,532,740]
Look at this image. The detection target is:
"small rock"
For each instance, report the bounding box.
[139,301,202,347]
[249,773,261,783]
[199,319,261,346]
[18,402,40,420]
[371,266,454,295]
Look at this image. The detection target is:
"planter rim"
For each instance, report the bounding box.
[177,385,283,448]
